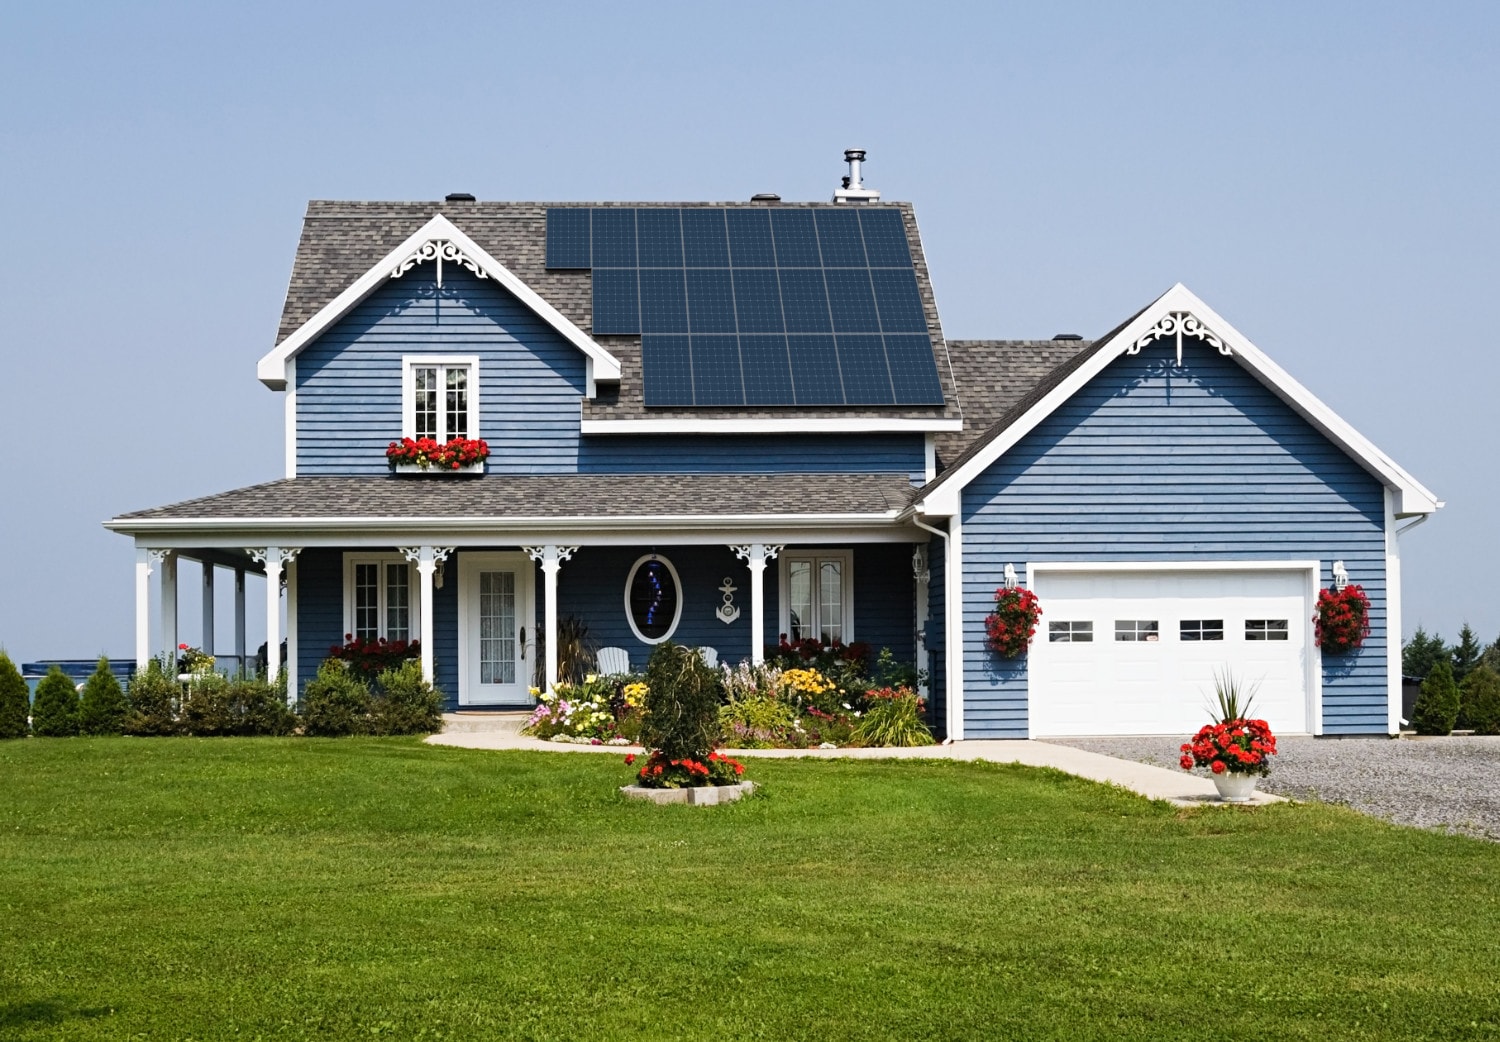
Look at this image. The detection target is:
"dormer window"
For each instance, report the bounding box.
[402,355,480,440]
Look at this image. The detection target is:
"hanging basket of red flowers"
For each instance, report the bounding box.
[985,587,1042,658]
[1314,584,1371,653]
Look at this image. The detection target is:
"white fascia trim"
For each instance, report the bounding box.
[106,510,903,533]
[580,417,964,435]
[1384,488,1403,735]
[256,213,621,390]
[918,283,1440,518]
[284,357,297,479]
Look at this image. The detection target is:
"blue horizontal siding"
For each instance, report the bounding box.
[296,266,587,475]
[295,548,342,700]
[959,339,1389,738]
[925,537,946,739]
[578,434,926,474]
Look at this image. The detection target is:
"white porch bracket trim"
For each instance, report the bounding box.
[524,545,579,691]
[1128,310,1230,367]
[246,547,300,691]
[732,544,782,665]
[400,546,454,684]
[391,239,491,289]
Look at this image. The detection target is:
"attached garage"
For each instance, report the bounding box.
[1027,564,1317,737]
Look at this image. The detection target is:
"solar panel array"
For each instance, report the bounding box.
[545,206,945,407]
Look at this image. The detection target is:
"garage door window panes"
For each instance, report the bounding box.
[1180,619,1224,641]
[1115,620,1159,642]
[1246,619,1289,641]
[1049,621,1093,643]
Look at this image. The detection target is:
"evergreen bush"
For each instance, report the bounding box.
[180,673,234,736]
[31,666,80,737]
[79,657,128,736]
[301,659,372,737]
[123,660,180,736]
[0,652,29,739]
[370,661,443,735]
[1459,664,1500,736]
[640,641,722,762]
[1410,659,1460,736]
[230,678,297,736]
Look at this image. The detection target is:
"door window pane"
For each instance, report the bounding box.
[354,563,379,640]
[787,561,813,642]
[479,571,516,685]
[445,367,468,440]
[385,567,410,642]
[818,560,844,644]
[413,367,438,440]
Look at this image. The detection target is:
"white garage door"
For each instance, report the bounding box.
[1028,568,1312,737]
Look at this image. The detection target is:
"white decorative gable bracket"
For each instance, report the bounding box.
[1128,311,1231,367]
[391,240,490,288]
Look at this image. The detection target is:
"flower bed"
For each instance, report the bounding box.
[328,635,419,683]
[520,675,644,745]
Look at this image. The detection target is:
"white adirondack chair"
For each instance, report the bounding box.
[596,646,631,676]
[697,646,720,669]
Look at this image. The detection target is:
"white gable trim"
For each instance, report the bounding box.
[256,214,621,390]
[917,283,1441,518]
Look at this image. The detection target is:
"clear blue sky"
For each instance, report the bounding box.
[1,0,1495,661]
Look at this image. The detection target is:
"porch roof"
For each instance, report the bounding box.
[106,473,919,533]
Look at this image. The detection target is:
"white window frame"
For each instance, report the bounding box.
[623,554,684,645]
[342,553,421,643]
[778,549,854,646]
[401,354,480,442]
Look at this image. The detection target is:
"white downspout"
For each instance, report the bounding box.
[913,512,962,743]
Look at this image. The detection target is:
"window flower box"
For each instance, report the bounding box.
[386,437,489,475]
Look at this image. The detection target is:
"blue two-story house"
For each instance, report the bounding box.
[107,154,1440,738]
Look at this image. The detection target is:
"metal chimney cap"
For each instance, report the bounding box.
[834,148,880,205]
[445,192,476,202]
[750,193,782,202]
[843,148,867,162]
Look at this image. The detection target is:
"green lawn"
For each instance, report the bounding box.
[1,740,1496,1041]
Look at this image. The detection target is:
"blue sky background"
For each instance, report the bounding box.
[1,0,1495,662]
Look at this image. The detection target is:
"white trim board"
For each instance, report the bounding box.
[915,283,1440,519]
[581,417,963,435]
[257,213,621,390]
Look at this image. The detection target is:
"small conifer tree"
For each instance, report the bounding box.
[1459,664,1500,736]
[31,665,81,737]
[79,657,128,736]
[1451,624,1483,687]
[1410,659,1460,736]
[1401,627,1448,678]
[0,652,29,738]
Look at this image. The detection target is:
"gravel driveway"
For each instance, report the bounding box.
[1047,735,1500,841]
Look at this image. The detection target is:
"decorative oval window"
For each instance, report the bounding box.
[624,554,682,644]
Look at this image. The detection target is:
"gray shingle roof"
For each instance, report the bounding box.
[277,200,960,424]
[110,473,918,526]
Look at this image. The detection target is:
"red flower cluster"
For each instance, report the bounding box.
[386,436,490,470]
[773,635,871,663]
[629,749,746,788]
[328,633,420,681]
[866,685,927,712]
[985,587,1042,658]
[1180,718,1277,777]
[1314,584,1370,653]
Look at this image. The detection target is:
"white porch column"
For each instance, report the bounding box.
[160,552,178,667]
[135,548,157,672]
[733,544,782,665]
[248,548,300,682]
[525,545,579,691]
[201,564,216,657]
[233,568,247,675]
[400,546,453,686]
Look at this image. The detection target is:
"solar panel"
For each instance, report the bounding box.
[545,206,944,407]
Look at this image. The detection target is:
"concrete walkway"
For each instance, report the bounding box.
[427,714,1283,807]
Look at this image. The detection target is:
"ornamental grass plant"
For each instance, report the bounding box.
[1180,669,1277,777]
[850,686,935,748]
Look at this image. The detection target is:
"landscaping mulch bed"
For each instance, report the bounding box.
[1050,734,1500,841]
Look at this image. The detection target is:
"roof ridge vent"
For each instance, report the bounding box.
[445,192,476,202]
[833,148,880,204]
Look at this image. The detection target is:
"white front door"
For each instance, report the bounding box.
[458,552,536,706]
[1028,567,1314,737]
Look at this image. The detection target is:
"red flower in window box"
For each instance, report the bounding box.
[985,587,1042,658]
[386,437,489,471]
[1313,584,1371,653]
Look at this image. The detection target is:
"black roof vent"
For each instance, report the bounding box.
[445,192,476,202]
[751,193,781,202]
[1053,333,1084,341]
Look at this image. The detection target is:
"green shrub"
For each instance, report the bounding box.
[0,652,29,739]
[180,673,233,736]
[719,696,796,748]
[301,660,372,737]
[850,688,935,748]
[123,660,180,736]
[1411,659,1460,736]
[31,666,80,737]
[371,660,443,735]
[641,642,721,762]
[231,677,297,737]
[1460,664,1500,736]
[79,658,128,736]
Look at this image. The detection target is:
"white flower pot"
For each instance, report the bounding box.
[1211,772,1260,803]
[393,461,484,475]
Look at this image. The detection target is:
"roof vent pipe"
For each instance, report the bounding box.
[833,148,881,204]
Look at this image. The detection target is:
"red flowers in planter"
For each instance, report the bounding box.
[985,587,1042,658]
[328,634,420,681]
[1314,584,1371,653]
[628,749,746,788]
[386,436,490,470]
[1180,718,1278,777]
